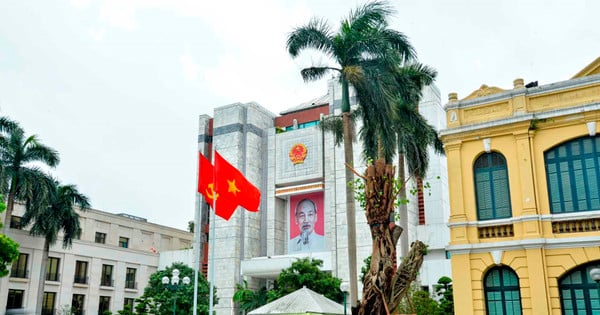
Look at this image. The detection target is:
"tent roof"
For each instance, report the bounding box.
[248,287,344,315]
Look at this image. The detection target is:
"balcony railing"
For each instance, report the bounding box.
[478,224,514,239]
[552,217,600,234]
[46,272,60,282]
[100,278,114,287]
[125,281,137,290]
[73,275,88,284]
[10,269,28,279]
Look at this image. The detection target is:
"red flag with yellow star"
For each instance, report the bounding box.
[198,151,261,220]
[198,152,216,206]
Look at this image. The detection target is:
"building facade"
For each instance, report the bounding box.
[1,203,192,315]
[441,57,600,314]
[197,79,450,314]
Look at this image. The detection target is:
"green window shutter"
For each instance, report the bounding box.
[475,153,512,220]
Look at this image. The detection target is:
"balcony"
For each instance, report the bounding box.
[552,217,600,234]
[478,224,514,239]
[46,272,60,282]
[10,269,28,279]
[73,275,88,285]
[100,278,114,287]
[125,281,138,290]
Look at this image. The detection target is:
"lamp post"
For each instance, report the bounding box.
[162,269,191,315]
[340,281,350,315]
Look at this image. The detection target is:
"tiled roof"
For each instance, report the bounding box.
[280,94,329,115]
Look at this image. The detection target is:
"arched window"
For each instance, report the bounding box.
[545,136,600,213]
[484,266,522,315]
[559,262,600,314]
[474,152,512,220]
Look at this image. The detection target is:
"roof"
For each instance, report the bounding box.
[280,94,329,115]
[248,287,344,315]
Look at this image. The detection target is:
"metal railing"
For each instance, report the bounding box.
[73,275,88,284]
[10,269,28,279]
[46,272,60,282]
[100,278,114,287]
[125,281,137,289]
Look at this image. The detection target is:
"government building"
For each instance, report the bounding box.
[0,203,192,315]
[441,57,600,314]
[196,79,450,314]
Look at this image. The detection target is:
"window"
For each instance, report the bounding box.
[125,268,137,289]
[474,152,512,220]
[10,215,22,229]
[46,257,60,281]
[95,232,107,244]
[71,294,85,315]
[119,237,129,248]
[545,136,600,213]
[559,263,600,314]
[99,296,111,314]
[42,292,56,315]
[124,298,135,311]
[11,253,28,278]
[101,264,113,286]
[7,289,24,309]
[74,261,88,284]
[484,266,522,315]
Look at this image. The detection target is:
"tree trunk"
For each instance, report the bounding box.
[342,111,359,308]
[358,160,426,315]
[35,239,50,315]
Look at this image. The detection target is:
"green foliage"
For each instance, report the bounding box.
[188,220,194,233]
[135,262,217,315]
[269,258,344,303]
[116,305,134,315]
[359,255,371,283]
[233,280,268,313]
[0,195,19,277]
[395,285,439,315]
[434,276,454,315]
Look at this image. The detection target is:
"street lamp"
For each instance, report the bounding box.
[162,269,191,315]
[340,281,350,315]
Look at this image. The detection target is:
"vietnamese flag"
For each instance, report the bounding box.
[197,151,261,220]
[198,153,216,204]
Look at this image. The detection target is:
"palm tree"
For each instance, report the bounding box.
[21,180,90,315]
[286,1,415,307]
[0,117,60,231]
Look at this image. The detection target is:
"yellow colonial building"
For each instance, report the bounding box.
[440,57,600,315]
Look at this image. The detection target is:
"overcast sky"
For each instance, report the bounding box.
[1,0,598,230]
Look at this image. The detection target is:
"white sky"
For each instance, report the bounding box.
[1,0,598,230]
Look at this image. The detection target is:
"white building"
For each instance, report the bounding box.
[197,79,451,314]
[0,203,192,315]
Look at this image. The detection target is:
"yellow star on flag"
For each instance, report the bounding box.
[227,179,241,196]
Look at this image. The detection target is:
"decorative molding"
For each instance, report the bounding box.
[587,121,597,136]
[462,84,506,101]
[483,138,491,153]
[491,250,503,265]
[275,182,324,196]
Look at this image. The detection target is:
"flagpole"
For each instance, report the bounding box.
[209,148,217,315]
[192,190,201,315]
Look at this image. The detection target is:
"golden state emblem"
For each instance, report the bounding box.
[289,143,308,164]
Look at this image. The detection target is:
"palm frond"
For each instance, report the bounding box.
[300,67,336,83]
[22,141,60,167]
[346,1,394,32]
[287,18,334,58]
[0,116,20,134]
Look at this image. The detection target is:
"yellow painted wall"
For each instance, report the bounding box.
[442,58,600,315]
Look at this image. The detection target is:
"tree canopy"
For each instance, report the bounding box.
[135,262,217,315]
[0,194,19,277]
